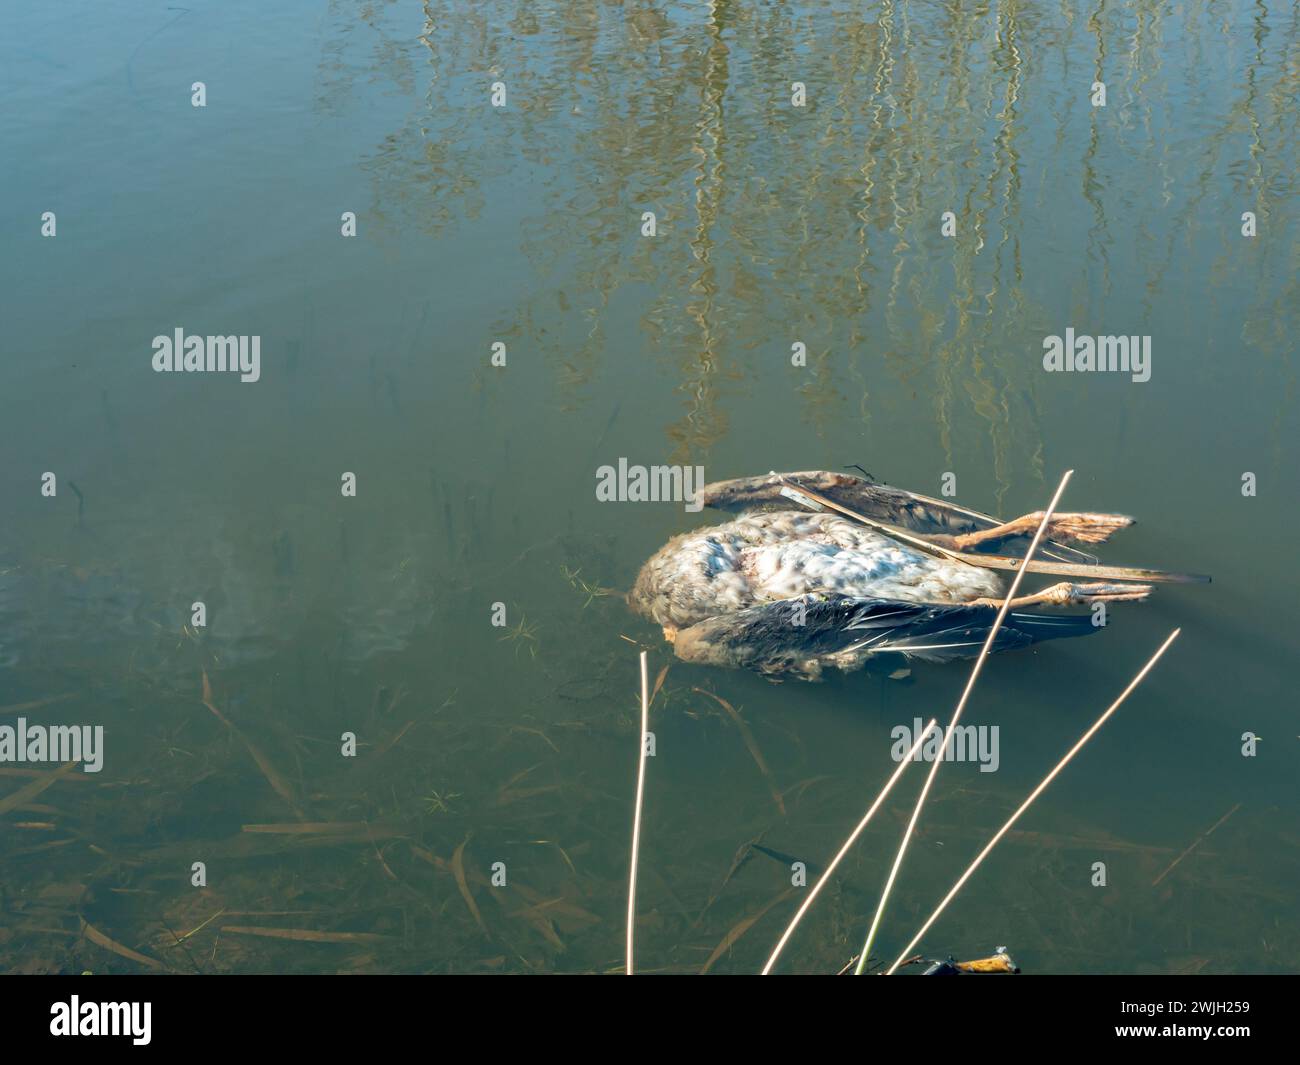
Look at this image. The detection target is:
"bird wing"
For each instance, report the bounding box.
[679,593,1098,669]
[703,471,1100,565]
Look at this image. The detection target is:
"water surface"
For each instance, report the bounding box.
[1,0,1297,973]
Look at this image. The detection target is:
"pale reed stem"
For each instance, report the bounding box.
[761,718,937,975]
[626,651,650,975]
[854,470,1074,974]
[885,629,1181,974]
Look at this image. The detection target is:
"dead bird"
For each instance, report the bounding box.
[628,471,1207,680]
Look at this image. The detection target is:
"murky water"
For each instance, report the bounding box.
[1,0,1296,974]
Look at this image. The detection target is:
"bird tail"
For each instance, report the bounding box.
[876,608,1099,662]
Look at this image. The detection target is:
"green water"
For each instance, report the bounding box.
[1,0,1296,974]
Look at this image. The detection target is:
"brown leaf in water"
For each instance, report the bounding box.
[494,784,563,807]
[236,735,300,815]
[507,905,564,951]
[200,671,303,819]
[507,726,560,754]
[698,833,763,924]
[693,688,786,816]
[1164,954,1212,975]
[512,896,600,928]
[498,764,542,790]
[201,670,217,712]
[221,926,393,944]
[409,844,446,871]
[418,843,578,942]
[650,665,669,707]
[532,839,579,877]
[0,761,80,817]
[374,720,416,757]
[81,919,165,970]
[1003,829,1176,854]
[452,836,489,936]
[241,822,401,837]
[700,889,797,974]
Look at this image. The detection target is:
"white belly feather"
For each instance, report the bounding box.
[632,511,1004,627]
[742,535,1001,605]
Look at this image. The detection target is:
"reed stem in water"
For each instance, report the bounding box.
[884,629,1181,974]
[626,651,650,975]
[854,470,1074,974]
[761,718,937,975]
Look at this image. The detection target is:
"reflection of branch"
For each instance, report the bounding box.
[319,0,1296,487]
[667,0,732,462]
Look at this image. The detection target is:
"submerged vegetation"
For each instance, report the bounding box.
[1,497,1294,973]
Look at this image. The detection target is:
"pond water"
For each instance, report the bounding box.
[1,0,1296,973]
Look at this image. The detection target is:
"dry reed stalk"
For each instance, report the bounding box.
[626,651,650,974]
[885,629,1181,973]
[761,718,937,975]
[854,470,1074,974]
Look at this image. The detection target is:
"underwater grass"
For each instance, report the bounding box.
[0,510,1292,977]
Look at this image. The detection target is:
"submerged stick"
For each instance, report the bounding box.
[0,760,80,817]
[626,651,650,975]
[885,629,1181,973]
[761,718,937,975]
[854,470,1074,975]
[1151,800,1241,887]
